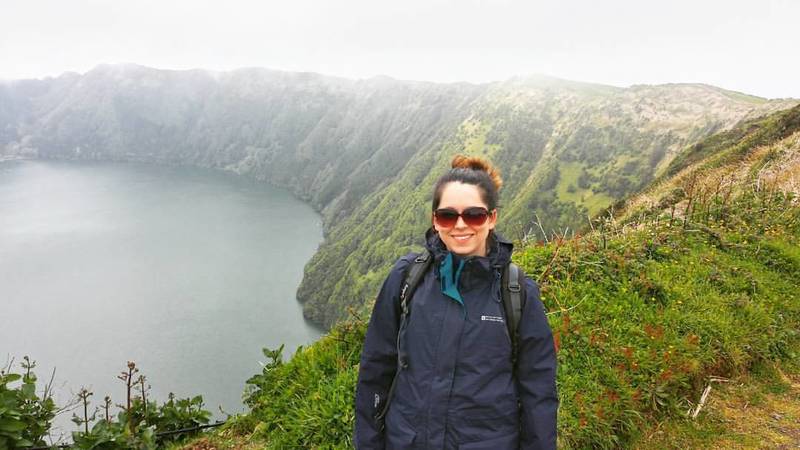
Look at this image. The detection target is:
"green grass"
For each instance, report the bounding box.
[555,161,583,203]
[459,118,501,157]
[555,161,615,216]
[517,190,799,448]
[717,88,768,105]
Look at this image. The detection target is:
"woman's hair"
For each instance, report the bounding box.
[432,154,503,210]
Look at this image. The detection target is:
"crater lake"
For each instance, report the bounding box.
[0,159,323,439]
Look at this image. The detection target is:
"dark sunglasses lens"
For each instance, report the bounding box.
[462,208,489,226]
[434,209,459,227]
[435,208,490,228]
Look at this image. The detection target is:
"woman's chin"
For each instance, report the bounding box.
[447,241,481,257]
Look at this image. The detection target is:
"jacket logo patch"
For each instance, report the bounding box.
[481,315,504,323]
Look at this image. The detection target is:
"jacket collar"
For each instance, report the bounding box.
[424,227,513,274]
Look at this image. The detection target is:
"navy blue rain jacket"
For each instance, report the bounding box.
[354,229,558,449]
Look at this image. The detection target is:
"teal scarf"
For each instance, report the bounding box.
[440,252,465,310]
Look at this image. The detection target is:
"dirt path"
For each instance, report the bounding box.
[636,360,800,449]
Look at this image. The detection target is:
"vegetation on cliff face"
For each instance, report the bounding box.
[188,105,800,448]
[1,65,795,327]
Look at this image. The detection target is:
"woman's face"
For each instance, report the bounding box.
[433,182,497,257]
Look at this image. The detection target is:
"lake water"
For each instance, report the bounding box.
[0,159,323,440]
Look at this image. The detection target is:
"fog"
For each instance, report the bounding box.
[1,0,798,98]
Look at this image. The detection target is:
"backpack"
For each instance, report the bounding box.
[375,249,527,429]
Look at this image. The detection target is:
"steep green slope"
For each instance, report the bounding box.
[617,104,800,225]
[298,81,796,326]
[192,105,800,448]
[1,66,795,328]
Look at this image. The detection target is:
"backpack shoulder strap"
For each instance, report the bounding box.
[399,249,433,318]
[374,249,432,430]
[501,262,526,367]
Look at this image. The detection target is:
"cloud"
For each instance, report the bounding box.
[1,0,797,98]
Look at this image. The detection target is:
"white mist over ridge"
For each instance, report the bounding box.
[1,0,799,98]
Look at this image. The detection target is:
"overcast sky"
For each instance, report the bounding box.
[1,0,797,98]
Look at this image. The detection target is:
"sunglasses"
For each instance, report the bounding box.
[433,207,492,228]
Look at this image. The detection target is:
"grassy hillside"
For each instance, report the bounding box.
[616,104,800,225]
[2,65,795,328]
[184,106,800,448]
[298,82,796,327]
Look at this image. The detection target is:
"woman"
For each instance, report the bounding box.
[354,155,558,450]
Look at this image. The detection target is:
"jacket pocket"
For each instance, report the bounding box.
[385,406,418,450]
[452,410,518,448]
[457,432,518,450]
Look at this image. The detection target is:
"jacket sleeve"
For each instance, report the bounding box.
[353,256,412,450]
[517,278,558,450]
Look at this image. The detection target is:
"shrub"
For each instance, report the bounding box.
[0,357,56,449]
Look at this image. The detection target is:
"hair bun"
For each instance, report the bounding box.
[451,154,503,191]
